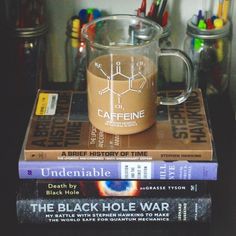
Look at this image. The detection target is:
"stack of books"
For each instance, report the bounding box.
[16,89,217,223]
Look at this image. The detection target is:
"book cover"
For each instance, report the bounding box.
[24,89,213,161]
[18,180,209,198]
[16,183,212,223]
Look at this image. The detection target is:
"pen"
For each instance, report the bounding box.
[204,11,211,21]
[198,19,206,30]
[191,14,198,26]
[156,0,167,24]
[93,9,102,19]
[211,15,217,23]
[147,2,157,18]
[217,0,223,18]
[71,18,80,48]
[140,0,147,16]
[214,18,224,62]
[206,18,214,29]
[78,9,88,25]
[137,8,142,17]
[87,8,94,18]
[161,10,168,27]
[197,10,203,22]
[202,0,207,20]
[194,20,206,51]
[156,0,161,14]
[222,0,230,23]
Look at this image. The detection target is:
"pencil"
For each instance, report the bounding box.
[222,0,230,23]
[217,0,223,18]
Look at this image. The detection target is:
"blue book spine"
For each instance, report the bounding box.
[19,160,218,180]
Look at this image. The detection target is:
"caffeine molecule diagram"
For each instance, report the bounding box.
[95,60,147,109]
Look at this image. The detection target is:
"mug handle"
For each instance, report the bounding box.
[158,48,194,105]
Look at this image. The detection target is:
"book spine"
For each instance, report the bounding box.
[19,180,209,197]
[16,197,211,223]
[24,149,213,161]
[19,161,218,180]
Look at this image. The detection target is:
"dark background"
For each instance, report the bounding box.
[1,1,236,234]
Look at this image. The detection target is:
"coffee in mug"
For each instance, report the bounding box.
[82,15,193,135]
[87,54,157,135]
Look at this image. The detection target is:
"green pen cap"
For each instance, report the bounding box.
[87,8,94,15]
[198,19,206,30]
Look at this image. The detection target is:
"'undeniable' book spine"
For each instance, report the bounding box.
[18,160,218,180]
[16,197,211,223]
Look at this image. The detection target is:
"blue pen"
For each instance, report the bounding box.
[211,15,217,23]
[93,9,102,19]
[197,10,203,22]
[78,9,88,24]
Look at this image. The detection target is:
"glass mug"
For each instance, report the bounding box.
[82,15,193,135]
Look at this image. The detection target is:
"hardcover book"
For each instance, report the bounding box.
[18,152,218,180]
[18,180,209,197]
[23,89,213,161]
[16,180,212,223]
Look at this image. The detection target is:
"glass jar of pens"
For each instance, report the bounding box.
[65,17,87,91]
[184,18,231,96]
[9,0,48,98]
[136,0,172,89]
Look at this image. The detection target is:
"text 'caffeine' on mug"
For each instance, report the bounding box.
[87,54,157,135]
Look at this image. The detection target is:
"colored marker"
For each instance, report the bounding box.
[198,19,206,30]
[147,2,157,18]
[211,15,217,23]
[206,18,214,29]
[87,8,94,15]
[71,19,80,48]
[78,9,88,24]
[214,18,224,62]
[197,10,203,22]
[202,0,207,18]
[205,11,212,21]
[214,18,224,28]
[222,0,230,23]
[191,14,198,26]
[136,8,142,17]
[140,0,147,16]
[161,10,168,27]
[217,0,223,18]
[93,9,102,19]
[156,0,168,24]
[194,19,206,51]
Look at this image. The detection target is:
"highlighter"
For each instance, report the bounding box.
[217,0,223,18]
[78,9,88,25]
[71,19,80,48]
[140,0,147,16]
[194,20,206,51]
[214,18,224,62]
[222,0,230,23]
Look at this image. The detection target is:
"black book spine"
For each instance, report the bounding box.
[16,197,211,223]
[18,180,209,198]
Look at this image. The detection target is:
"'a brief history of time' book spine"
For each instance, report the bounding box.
[16,196,212,223]
[23,89,213,161]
